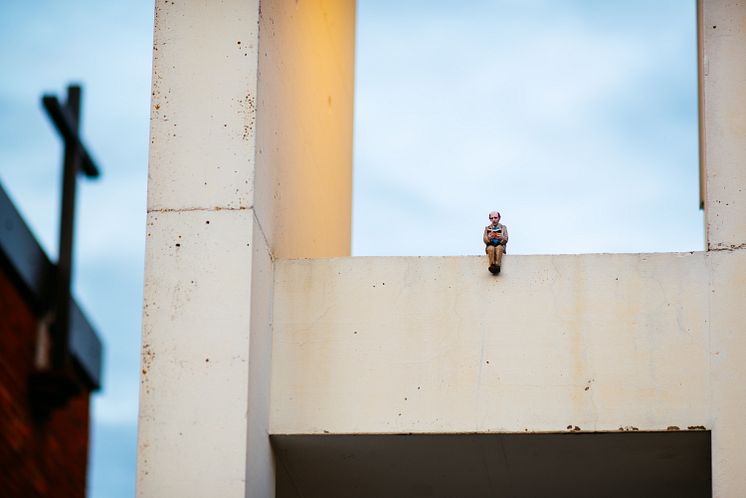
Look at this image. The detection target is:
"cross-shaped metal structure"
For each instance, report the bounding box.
[30,84,101,415]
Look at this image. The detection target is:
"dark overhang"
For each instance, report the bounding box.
[273,431,711,498]
[0,183,102,389]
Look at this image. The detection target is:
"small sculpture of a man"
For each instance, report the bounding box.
[483,211,508,275]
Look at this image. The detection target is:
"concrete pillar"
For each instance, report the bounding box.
[708,251,746,498]
[137,0,355,496]
[254,0,356,258]
[699,0,746,250]
[137,1,265,496]
[700,1,746,496]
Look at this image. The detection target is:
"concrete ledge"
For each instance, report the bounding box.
[270,252,732,435]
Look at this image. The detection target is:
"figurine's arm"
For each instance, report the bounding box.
[483,227,492,245]
[501,225,509,244]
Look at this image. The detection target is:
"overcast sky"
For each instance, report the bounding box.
[0,1,699,497]
[353,0,701,256]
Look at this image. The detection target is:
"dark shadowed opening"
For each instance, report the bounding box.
[273,431,711,498]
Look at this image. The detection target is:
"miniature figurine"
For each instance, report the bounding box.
[483,211,508,274]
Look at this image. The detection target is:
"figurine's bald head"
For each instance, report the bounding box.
[488,211,501,224]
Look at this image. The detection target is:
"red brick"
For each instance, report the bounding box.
[0,269,91,498]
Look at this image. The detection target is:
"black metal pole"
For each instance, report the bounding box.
[50,85,81,371]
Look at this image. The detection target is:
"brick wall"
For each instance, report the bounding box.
[0,268,91,497]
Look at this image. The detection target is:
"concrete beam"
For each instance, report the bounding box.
[271,253,721,436]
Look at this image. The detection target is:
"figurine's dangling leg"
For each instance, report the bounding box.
[486,245,499,274]
[493,245,504,274]
[494,245,504,267]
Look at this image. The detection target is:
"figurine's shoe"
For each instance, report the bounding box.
[489,264,498,274]
[494,265,501,275]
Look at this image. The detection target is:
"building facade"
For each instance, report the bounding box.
[137,1,746,496]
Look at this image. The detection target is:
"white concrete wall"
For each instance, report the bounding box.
[254,0,355,258]
[270,253,721,435]
[137,0,274,497]
[138,0,746,495]
[139,1,264,496]
[700,0,746,250]
[271,251,746,495]
[139,210,260,497]
[707,250,746,498]
[138,0,356,496]
[147,0,259,213]
[699,3,746,494]
[246,221,275,498]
